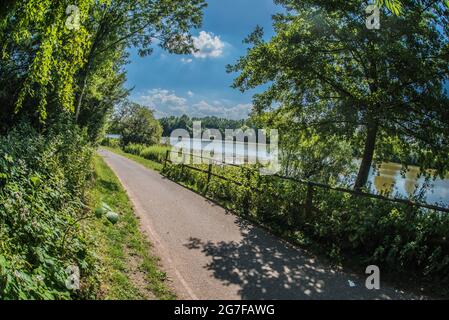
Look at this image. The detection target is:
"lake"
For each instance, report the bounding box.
[168,138,449,207]
[368,162,449,207]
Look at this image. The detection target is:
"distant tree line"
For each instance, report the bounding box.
[158,115,249,137]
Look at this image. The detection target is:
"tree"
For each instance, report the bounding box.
[376,0,449,15]
[0,0,206,132]
[252,112,355,184]
[0,0,16,19]
[73,0,207,122]
[76,58,130,142]
[228,0,449,190]
[114,102,162,146]
[0,0,110,126]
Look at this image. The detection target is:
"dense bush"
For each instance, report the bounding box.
[123,143,146,156]
[163,162,449,286]
[123,144,170,164]
[140,145,170,163]
[111,102,162,147]
[0,124,97,299]
[100,137,121,149]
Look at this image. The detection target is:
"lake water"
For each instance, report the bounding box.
[168,138,449,207]
[368,162,449,207]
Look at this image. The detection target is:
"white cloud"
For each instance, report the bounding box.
[192,31,225,59]
[224,103,253,119]
[136,89,188,117]
[135,89,252,120]
[192,100,222,114]
[191,101,252,120]
[181,58,193,64]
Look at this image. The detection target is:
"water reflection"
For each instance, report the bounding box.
[369,163,449,207]
[373,163,397,196]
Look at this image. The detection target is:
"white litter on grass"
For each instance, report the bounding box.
[348,280,356,287]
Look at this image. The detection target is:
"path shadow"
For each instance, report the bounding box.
[184,217,403,300]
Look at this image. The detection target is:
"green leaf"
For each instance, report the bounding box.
[0,255,7,270]
[376,0,403,15]
[30,175,41,186]
[4,154,13,163]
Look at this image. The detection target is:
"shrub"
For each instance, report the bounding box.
[113,102,162,146]
[122,144,170,164]
[123,143,145,156]
[140,145,170,163]
[0,124,98,299]
[100,137,120,149]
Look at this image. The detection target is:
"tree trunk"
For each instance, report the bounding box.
[74,13,107,123]
[354,121,379,191]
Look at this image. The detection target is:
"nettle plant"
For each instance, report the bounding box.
[0,124,96,299]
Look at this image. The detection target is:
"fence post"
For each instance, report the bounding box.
[163,150,170,170]
[305,182,314,217]
[180,150,186,175]
[242,167,252,216]
[254,170,263,217]
[256,170,262,191]
[406,202,415,221]
[204,163,213,194]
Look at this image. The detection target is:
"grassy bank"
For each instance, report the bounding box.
[102,146,164,172]
[88,155,175,300]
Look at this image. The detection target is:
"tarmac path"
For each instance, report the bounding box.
[99,149,417,300]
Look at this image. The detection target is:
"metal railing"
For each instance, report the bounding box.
[163,150,449,214]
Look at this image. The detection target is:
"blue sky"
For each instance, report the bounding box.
[126,0,281,120]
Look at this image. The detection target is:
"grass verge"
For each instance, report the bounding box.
[102,146,164,172]
[87,155,175,300]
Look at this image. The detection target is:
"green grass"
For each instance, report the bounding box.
[139,145,170,163]
[102,146,164,172]
[88,155,175,300]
